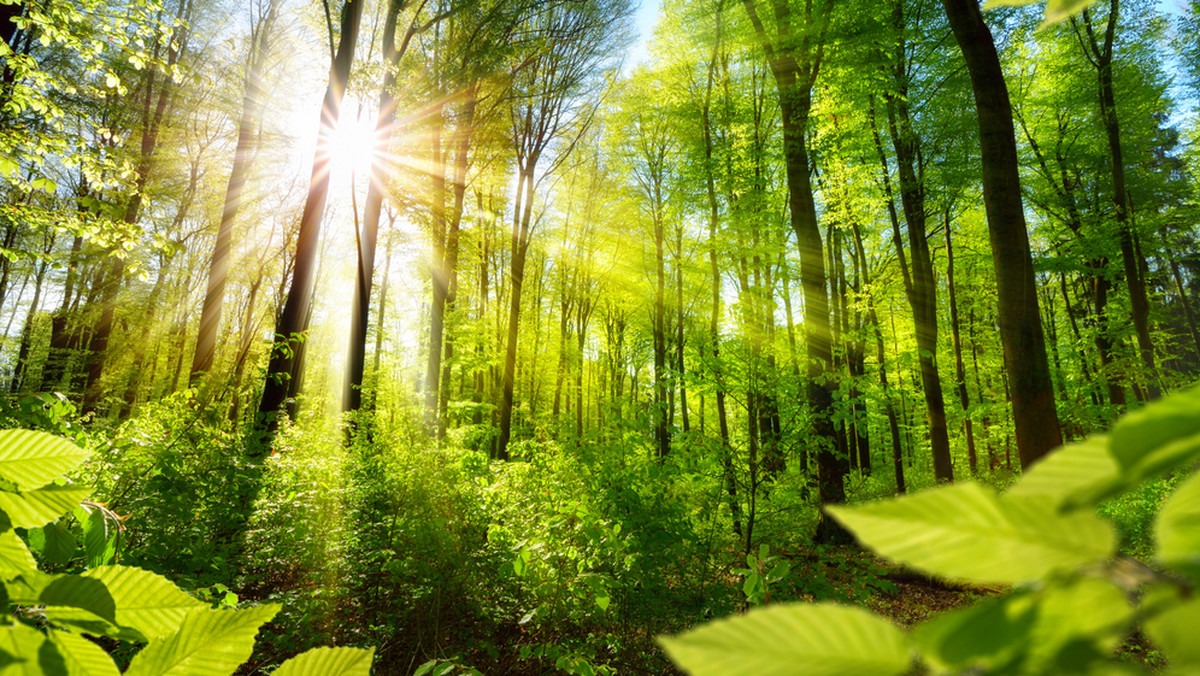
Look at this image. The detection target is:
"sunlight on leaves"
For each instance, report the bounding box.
[659,603,909,676]
[828,483,1115,584]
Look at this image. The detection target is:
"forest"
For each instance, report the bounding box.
[1,0,1200,672]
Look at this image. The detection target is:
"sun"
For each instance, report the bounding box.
[329,96,382,177]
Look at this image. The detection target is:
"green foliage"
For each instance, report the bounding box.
[0,428,277,673]
[662,385,1200,674]
[734,545,790,607]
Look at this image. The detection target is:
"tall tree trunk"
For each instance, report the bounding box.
[192,0,278,384]
[82,1,192,412]
[944,213,977,474]
[1077,2,1159,399]
[258,0,364,440]
[941,0,1063,468]
[741,0,847,542]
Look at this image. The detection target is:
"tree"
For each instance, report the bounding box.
[256,0,365,440]
[495,0,628,459]
[740,0,849,542]
[940,0,1063,469]
[191,0,280,385]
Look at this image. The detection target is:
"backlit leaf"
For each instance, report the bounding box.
[0,430,90,491]
[273,646,375,676]
[1145,597,1200,669]
[124,604,280,676]
[828,483,1114,584]
[659,603,909,676]
[1109,386,1200,484]
[0,485,92,528]
[1007,435,1120,510]
[0,529,37,580]
[1156,471,1200,576]
[48,632,121,676]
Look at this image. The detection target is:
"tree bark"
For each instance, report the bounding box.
[941,0,1062,468]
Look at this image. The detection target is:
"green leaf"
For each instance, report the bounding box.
[0,158,16,178]
[0,529,37,580]
[1145,597,1200,668]
[1109,386,1200,484]
[83,566,205,640]
[1156,471,1200,576]
[0,485,92,529]
[124,604,280,676]
[980,0,1099,26]
[38,522,78,566]
[0,431,90,491]
[80,509,113,568]
[1026,577,1131,671]
[0,622,53,675]
[827,483,1115,584]
[273,646,374,676]
[658,603,909,676]
[913,592,1037,673]
[1007,435,1120,510]
[47,632,121,676]
[8,573,117,625]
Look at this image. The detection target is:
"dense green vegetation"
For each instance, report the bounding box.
[1,0,1199,672]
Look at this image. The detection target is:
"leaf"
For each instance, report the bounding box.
[980,0,1099,27]
[913,592,1037,673]
[1144,597,1200,669]
[0,529,37,580]
[827,483,1115,584]
[0,431,90,491]
[124,604,280,676]
[1109,386,1200,484]
[26,522,78,567]
[0,158,16,178]
[658,603,909,676]
[1026,577,1131,671]
[0,485,92,529]
[80,508,112,569]
[1007,435,1120,510]
[1156,471,1200,576]
[273,646,374,676]
[82,566,206,640]
[0,622,53,676]
[1044,0,1100,23]
[47,632,121,676]
[8,573,117,625]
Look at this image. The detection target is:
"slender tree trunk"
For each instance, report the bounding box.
[944,213,977,474]
[258,0,364,440]
[192,0,278,384]
[1078,2,1159,399]
[941,0,1062,468]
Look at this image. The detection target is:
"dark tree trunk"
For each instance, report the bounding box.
[258,0,364,441]
[941,0,1062,468]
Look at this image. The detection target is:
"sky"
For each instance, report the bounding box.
[627,0,663,70]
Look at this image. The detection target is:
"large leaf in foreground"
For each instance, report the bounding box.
[1109,385,1200,483]
[1007,436,1120,510]
[1144,597,1200,670]
[659,603,909,676]
[0,485,92,529]
[0,430,90,490]
[828,483,1115,584]
[273,647,375,676]
[86,566,206,640]
[1156,471,1200,576]
[45,566,205,642]
[124,604,280,676]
